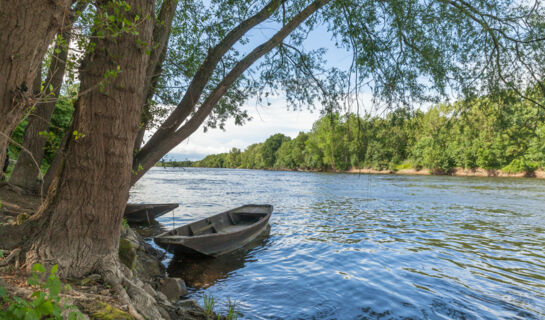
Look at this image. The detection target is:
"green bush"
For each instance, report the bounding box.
[393,162,412,171]
[0,264,83,320]
[501,158,539,173]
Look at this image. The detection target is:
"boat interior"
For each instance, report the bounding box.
[169,207,268,237]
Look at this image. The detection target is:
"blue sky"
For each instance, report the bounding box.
[165,10,371,161]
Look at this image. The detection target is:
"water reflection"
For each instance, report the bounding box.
[167,226,271,289]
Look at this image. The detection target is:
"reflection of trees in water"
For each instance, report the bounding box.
[167,226,271,289]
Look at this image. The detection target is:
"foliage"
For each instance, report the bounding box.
[42,97,74,164]
[200,294,239,320]
[502,158,540,174]
[203,293,215,318]
[191,90,545,173]
[225,298,239,320]
[0,264,83,320]
[261,134,291,168]
[156,160,193,167]
[118,238,136,270]
[9,96,74,170]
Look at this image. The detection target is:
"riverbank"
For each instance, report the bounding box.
[345,167,545,178]
[180,165,545,179]
[0,182,215,320]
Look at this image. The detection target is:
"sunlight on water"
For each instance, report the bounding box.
[131,167,545,319]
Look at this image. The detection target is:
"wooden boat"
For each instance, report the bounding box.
[167,225,271,288]
[124,203,179,224]
[154,204,273,257]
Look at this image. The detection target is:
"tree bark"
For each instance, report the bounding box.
[24,0,154,279]
[7,67,43,188]
[0,0,72,172]
[10,25,76,190]
[42,127,69,192]
[131,0,331,185]
[133,0,179,154]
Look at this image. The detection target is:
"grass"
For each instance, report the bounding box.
[202,294,239,320]
[225,298,238,320]
[203,293,215,318]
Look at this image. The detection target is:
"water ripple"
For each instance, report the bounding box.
[132,168,545,319]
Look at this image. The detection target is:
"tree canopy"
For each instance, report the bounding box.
[190,89,545,173]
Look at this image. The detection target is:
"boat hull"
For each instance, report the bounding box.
[124,203,179,224]
[155,204,272,257]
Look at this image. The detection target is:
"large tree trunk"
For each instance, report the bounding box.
[0,0,72,172]
[24,0,154,279]
[9,28,74,191]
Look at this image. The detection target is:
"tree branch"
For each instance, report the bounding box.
[131,0,331,185]
[137,0,285,158]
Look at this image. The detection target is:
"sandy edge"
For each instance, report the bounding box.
[344,167,545,179]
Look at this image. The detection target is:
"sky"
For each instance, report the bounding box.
[166,99,321,161]
[165,91,377,161]
[163,7,367,161]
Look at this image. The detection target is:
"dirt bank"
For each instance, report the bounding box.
[345,167,545,179]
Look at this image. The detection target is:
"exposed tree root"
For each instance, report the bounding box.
[2,246,170,319]
[0,248,21,267]
[99,256,167,320]
[1,217,179,319]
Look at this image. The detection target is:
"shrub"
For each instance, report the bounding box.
[502,158,539,173]
[0,264,83,319]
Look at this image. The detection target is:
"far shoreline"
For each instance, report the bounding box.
[156,164,545,179]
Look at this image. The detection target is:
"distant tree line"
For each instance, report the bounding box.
[186,91,545,173]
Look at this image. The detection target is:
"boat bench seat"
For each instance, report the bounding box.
[192,223,216,235]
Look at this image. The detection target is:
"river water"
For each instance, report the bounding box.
[130,167,545,319]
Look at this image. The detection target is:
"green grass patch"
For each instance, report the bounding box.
[393,162,412,171]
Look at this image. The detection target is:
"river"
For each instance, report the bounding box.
[130,167,545,319]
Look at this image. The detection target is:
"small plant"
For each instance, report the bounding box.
[121,218,129,229]
[203,293,215,318]
[72,130,85,141]
[0,263,83,319]
[225,298,238,320]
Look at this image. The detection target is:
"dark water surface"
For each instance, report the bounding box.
[130,167,545,319]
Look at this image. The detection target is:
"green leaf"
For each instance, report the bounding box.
[32,263,46,273]
[0,285,7,298]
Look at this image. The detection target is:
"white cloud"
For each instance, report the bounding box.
[150,93,379,161]
[167,99,321,159]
